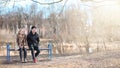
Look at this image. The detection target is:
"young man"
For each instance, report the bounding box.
[27,26,40,63]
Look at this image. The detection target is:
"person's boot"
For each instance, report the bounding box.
[20,59,22,63]
[33,58,37,63]
[20,58,24,63]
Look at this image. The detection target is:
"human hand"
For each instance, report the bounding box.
[19,45,23,48]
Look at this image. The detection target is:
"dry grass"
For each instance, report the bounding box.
[0,29,15,43]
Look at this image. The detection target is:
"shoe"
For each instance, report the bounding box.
[24,59,27,63]
[20,60,24,63]
[33,58,37,63]
[20,59,24,63]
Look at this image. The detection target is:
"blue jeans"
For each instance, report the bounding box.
[19,47,27,61]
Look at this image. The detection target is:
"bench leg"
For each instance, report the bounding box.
[7,44,10,62]
[48,43,52,59]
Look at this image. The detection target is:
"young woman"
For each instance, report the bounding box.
[17,28,27,63]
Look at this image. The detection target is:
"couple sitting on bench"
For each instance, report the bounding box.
[17,26,40,63]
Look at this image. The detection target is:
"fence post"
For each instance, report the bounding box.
[48,43,52,59]
[6,43,10,62]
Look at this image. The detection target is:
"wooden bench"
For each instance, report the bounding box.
[6,43,52,62]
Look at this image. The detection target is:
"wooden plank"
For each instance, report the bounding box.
[9,48,51,51]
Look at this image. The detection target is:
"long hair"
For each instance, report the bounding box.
[18,28,22,35]
[16,28,27,46]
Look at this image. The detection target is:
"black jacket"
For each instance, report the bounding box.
[27,31,39,47]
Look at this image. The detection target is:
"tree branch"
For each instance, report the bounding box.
[58,0,69,16]
[31,0,64,5]
[4,0,9,6]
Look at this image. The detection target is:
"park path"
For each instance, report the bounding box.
[0,50,120,68]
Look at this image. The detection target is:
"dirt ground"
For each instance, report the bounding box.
[0,50,120,68]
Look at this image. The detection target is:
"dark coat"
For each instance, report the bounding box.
[27,31,39,47]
